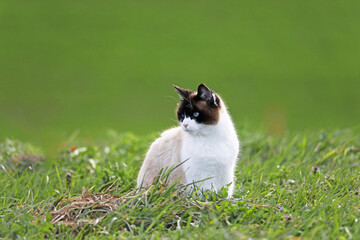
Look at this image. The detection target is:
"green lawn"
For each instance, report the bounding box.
[1,0,360,154]
[1,1,360,238]
[1,128,359,239]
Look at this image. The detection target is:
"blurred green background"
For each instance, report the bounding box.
[1,0,359,153]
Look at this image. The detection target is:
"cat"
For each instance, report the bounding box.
[137,84,240,197]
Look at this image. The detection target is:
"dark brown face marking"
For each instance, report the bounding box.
[174,84,221,125]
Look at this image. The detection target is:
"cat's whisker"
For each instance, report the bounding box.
[164,95,179,103]
[169,117,178,124]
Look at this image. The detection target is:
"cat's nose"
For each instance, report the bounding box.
[183,124,189,129]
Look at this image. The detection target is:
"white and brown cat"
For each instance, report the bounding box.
[137,84,240,197]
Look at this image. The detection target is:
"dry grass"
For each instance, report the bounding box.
[11,153,44,164]
[50,189,126,227]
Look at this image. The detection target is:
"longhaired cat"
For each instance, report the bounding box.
[137,84,240,197]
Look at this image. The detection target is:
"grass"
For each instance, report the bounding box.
[1,127,359,239]
[1,0,360,152]
[1,1,359,238]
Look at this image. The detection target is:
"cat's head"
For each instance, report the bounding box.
[174,84,222,134]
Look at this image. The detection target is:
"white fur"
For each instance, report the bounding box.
[181,117,199,132]
[212,93,218,106]
[180,104,239,197]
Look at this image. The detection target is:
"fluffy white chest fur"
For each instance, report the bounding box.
[181,110,239,196]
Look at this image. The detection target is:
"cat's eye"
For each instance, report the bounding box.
[193,112,199,118]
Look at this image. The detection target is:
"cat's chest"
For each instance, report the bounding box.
[181,134,237,164]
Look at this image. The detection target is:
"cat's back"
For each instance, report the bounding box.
[137,127,184,188]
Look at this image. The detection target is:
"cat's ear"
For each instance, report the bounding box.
[174,85,192,100]
[197,84,219,107]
